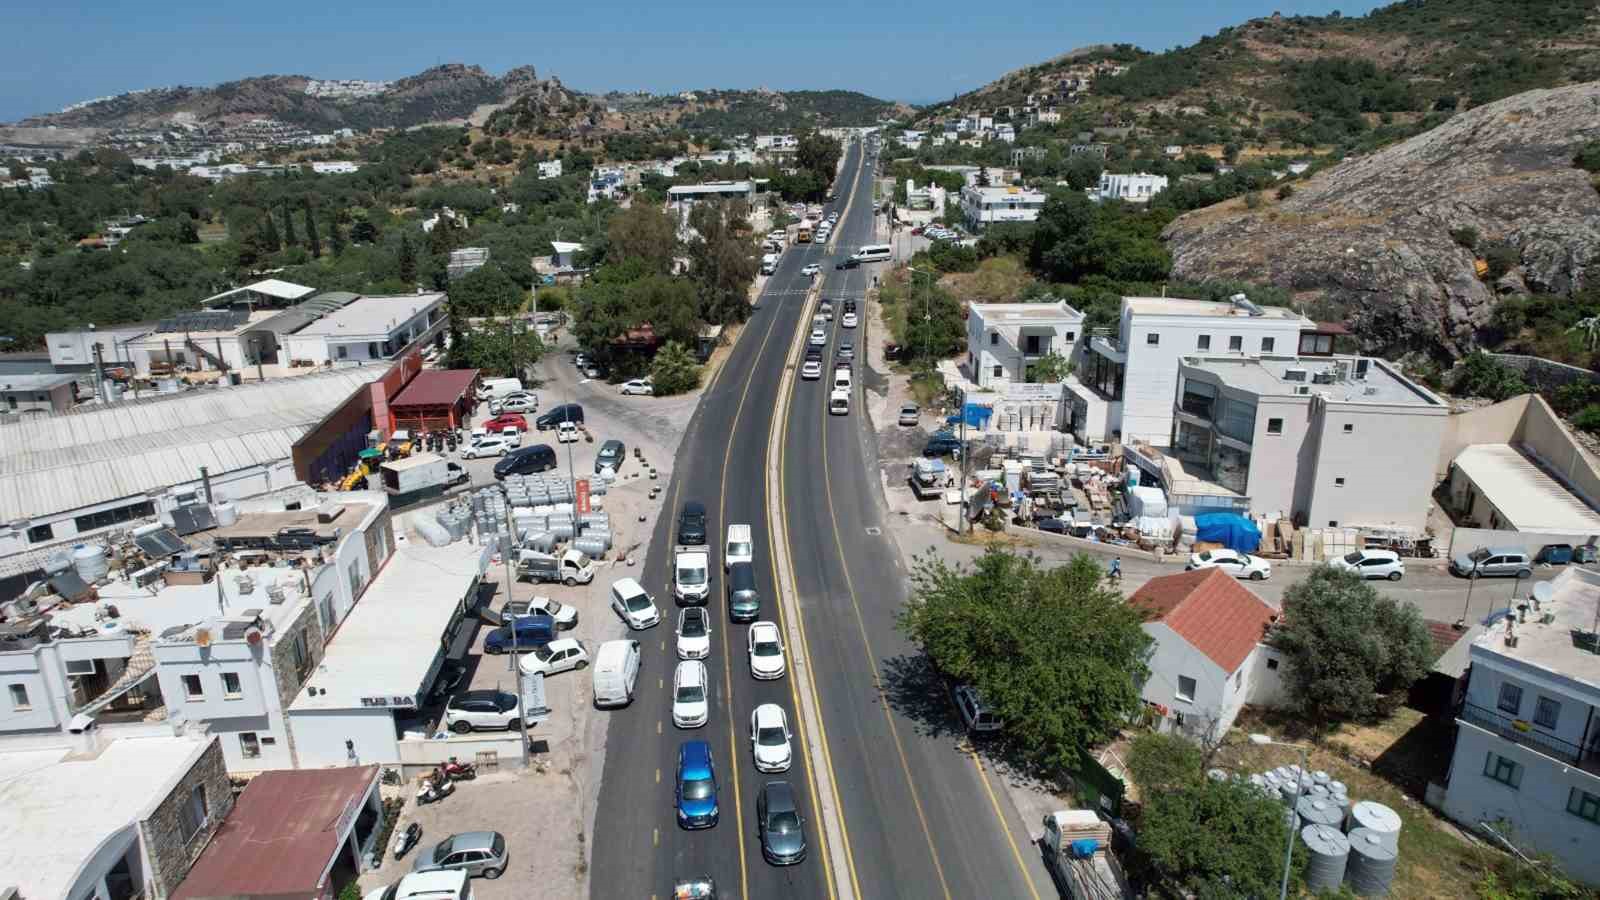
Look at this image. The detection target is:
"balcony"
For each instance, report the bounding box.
[1089,330,1125,364]
[1460,701,1600,774]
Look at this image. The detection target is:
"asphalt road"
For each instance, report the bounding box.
[589,145,868,900]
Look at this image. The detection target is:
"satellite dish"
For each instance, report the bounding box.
[194,627,212,647]
[244,627,264,646]
[1533,582,1554,604]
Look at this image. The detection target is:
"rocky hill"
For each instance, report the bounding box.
[605,88,907,134]
[1162,81,1600,360]
[17,64,576,132]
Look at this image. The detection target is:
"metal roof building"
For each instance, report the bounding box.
[1450,443,1600,533]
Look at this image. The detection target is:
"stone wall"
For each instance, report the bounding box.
[1487,353,1600,393]
[270,599,326,768]
[138,737,233,898]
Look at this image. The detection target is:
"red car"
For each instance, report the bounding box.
[483,413,528,433]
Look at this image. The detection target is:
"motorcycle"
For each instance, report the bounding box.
[441,757,477,781]
[392,822,422,860]
[416,774,454,805]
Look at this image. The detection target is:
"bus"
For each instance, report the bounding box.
[795,225,812,244]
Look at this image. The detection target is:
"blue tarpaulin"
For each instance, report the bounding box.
[1068,838,1102,859]
[1194,513,1262,554]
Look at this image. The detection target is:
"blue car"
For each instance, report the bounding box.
[676,740,720,829]
[483,614,557,654]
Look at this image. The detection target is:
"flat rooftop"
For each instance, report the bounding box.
[0,730,214,900]
[971,300,1083,324]
[1124,296,1309,322]
[1183,355,1444,407]
[289,538,490,712]
[1471,567,1600,690]
[1453,443,1600,533]
[668,181,754,196]
[294,293,444,339]
[0,373,79,392]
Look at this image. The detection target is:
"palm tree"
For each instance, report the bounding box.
[1569,316,1600,351]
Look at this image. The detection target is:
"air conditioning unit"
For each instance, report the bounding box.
[65,658,98,676]
[1295,386,1311,395]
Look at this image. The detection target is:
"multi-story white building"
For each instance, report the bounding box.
[536,159,563,179]
[1441,566,1600,885]
[1173,354,1447,529]
[1081,295,1315,445]
[966,300,1084,390]
[959,184,1047,230]
[1097,172,1169,203]
[280,292,448,365]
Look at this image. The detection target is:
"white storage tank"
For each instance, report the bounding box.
[1345,828,1399,896]
[1301,823,1351,893]
[214,502,240,527]
[72,544,110,582]
[1347,800,1402,851]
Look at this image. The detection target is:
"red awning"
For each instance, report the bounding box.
[390,369,479,408]
[173,765,379,900]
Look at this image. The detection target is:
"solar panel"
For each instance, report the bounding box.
[135,527,187,558]
[155,309,250,334]
[49,570,92,602]
[169,504,217,536]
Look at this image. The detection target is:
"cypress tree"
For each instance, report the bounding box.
[303,198,322,258]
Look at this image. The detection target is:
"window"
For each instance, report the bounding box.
[1261,337,1275,353]
[336,345,348,360]
[1234,670,1243,690]
[26,523,54,544]
[290,631,310,678]
[73,500,156,534]
[1266,658,1279,670]
[1266,418,1283,435]
[1498,682,1523,715]
[1283,368,1307,383]
[1299,333,1334,355]
[1228,335,1243,351]
[1328,521,1339,527]
[1534,696,1561,729]
[1569,788,1600,824]
[222,672,242,699]
[1335,477,1346,487]
[990,331,999,345]
[1343,423,1354,433]
[1483,752,1522,789]
[1145,333,1160,346]
[1064,331,1076,342]
[992,365,1003,378]
[1176,676,1196,703]
[8,683,30,710]
[182,674,204,700]
[240,732,261,759]
[178,785,209,841]
[1196,334,1211,350]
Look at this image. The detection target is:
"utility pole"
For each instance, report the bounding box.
[958,386,968,535]
[503,499,532,756]
[91,340,107,403]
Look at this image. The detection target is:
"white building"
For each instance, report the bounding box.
[281,292,447,365]
[309,161,361,175]
[994,124,1017,143]
[959,184,1047,230]
[536,159,563,179]
[421,207,468,233]
[0,372,78,414]
[1032,108,1061,126]
[1131,568,1286,743]
[286,536,492,768]
[1098,172,1169,203]
[1441,566,1600,886]
[904,179,946,212]
[1081,295,1314,446]
[0,727,231,900]
[551,241,585,270]
[667,181,756,213]
[966,300,1084,391]
[1173,355,1447,530]
[447,247,490,280]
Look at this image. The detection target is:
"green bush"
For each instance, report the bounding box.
[1451,352,1529,401]
[1575,141,1600,175]
[648,340,701,396]
[1276,184,1296,201]
[1572,404,1600,434]
[1483,243,1521,280]
[1450,226,1479,251]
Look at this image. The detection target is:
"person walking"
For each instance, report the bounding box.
[1108,556,1123,584]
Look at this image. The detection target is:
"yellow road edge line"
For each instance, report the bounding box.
[965,747,1044,900]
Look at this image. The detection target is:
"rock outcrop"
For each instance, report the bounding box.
[1163,82,1600,359]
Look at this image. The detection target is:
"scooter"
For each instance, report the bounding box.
[416,774,454,805]
[392,822,422,860]
[441,757,477,781]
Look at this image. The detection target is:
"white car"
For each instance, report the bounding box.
[490,394,537,415]
[1330,548,1405,581]
[462,435,516,458]
[801,264,820,277]
[801,359,822,380]
[676,606,712,660]
[672,660,710,728]
[750,703,793,773]
[841,311,858,328]
[828,388,850,416]
[610,577,660,630]
[364,870,469,900]
[556,421,580,443]
[504,595,578,629]
[809,329,827,347]
[619,379,653,396]
[747,621,786,680]
[518,638,590,677]
[725,523,754,569]
[1186,548,1273,581]
[497,426,524,447]
[444,690,525,733]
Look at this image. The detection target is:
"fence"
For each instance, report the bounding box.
[1070,750,1126,817]
[1447,526,1599,560]
[396,731,525,776]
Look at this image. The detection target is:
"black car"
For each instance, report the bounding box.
[923,433,963,458]
[494,445,557,479]
[594,439,626,474]
[757,781,807,866]
[535,403,585,430]
[1036,518,1069,535]
[677,501,707,546]
[836,342,854,361]
[842,299,857,313]
[835,258,859,270]
[804,345,823,362]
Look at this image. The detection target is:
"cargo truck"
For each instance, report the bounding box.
[516,548,596,586]
[1038,810,1132,900]
[378,453,468,507]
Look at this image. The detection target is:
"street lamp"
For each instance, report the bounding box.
[1249,732,1311,900]
[908,265,938,364]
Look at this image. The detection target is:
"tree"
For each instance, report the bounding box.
[258,213,281,254]
[795,131,842,188]
[965,256,1033,303]
[649,340,700,395]
[281,200,298,247]
[1138,778,1297,898]
[447,319,543,377]
[1063,153,1104,191]
[398,232,418,285]
[1270,566,1434,726]
[898,548,1152,773]
[1031,351,1072,383]
[901,281,966,364]
[1450,351,1529,401]
[448,265,523,318]
[1127,732,1203,795]
[350,217,379,245]
[302,198,321,258]
[606,202,677,275]
[328,219,346,257]
[686,199,758,325]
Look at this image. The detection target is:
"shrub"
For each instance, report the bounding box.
[1449,226,1479,251]
[1572,404,1600,435]
[1244,192,1263,210]
[1483,243,1521,280]
[1276,184,1296,201]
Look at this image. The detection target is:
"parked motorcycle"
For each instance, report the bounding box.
[441,756,477,781]
[416,774,454,805]
[392,822,422,860]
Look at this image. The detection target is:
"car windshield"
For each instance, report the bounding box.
[1197,551,1215,562]
[1343,551,1365,564]
[681,775,715,801]
[625,592,652,612]
[770,811,801,834]
[681,613,707,637]
[679,564,707,585]
[531,645,554,661]
[1469,548,1491,561]
[758,725,786,747]
[729,541,752,556]
[432,838,456,862]
[754,639,780,657]
[676,683,705,703]
[544,599,566,614]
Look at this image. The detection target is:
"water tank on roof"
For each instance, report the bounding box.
[45,552,74,576]
[214,502,240,527]
[72,544,109,583]
[1345,828,1399,896]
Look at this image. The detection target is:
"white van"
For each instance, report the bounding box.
[592,639,641,708]
[477,377,523,402]
[760,253,778,275]
[828,388,850,415]
[833,368,851,390]
[849,244,892,265]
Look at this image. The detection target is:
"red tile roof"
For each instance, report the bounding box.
[173,765,379,900]
[1130,568,1277,674]
[390,368,479,408]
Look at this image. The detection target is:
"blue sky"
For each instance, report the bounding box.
[1,0,1383,123]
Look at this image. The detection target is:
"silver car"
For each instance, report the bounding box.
[897,404,919,427]
[1450,547,1533,579]
[412,831,509,879]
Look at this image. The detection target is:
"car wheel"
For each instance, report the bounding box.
[564,577,577,586]
[1249,571,1265,581]
[576,660,588,669]
[451,720,473,734]
[1388,570,1403,581]
[483,867,503,880]
[1517,568,1532,579]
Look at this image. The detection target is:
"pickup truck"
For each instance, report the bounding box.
[910,457,946,500]
[516,548,596,586]
[1039,809,1132,900]
[673,547,711,604]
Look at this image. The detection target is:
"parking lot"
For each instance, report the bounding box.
[359,348,704,900]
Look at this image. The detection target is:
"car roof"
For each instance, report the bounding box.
[1360,549,1399,559]
[680,739,713,768]
[764,780,797,808]
[396,870,469,896]
[600,439,624,451]
[683,501,706,515]
[457,689,509,702]
[754,703,785,726]
[728,523,751,540]
[445,831,500,852]
[676,660,707,686]
[751,621,779,638]
[612,576,645,595]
